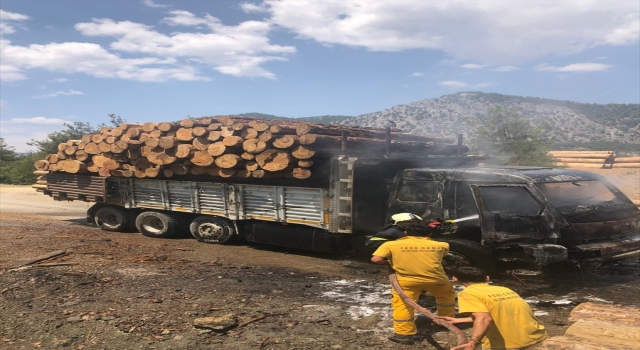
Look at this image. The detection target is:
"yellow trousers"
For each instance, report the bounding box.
[391,279,456,335]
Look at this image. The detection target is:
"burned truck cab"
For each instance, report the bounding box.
[387,166,640,269]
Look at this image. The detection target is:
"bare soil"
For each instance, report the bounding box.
[1,180,639,350]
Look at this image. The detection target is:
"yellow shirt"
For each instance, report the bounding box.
[458,283,547,349]
[372,236,449,282]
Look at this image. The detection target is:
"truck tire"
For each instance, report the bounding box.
[135,211,182,238]
[440,239,496,274]
[189,216,235,244]
[94,205,135,232]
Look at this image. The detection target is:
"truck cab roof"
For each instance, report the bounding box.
[403,166,605,183]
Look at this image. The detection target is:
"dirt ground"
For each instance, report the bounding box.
[1,169,639,350]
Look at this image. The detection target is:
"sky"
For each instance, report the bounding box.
[0,0,639,152]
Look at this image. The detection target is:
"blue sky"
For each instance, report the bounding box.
[1,0,638,151]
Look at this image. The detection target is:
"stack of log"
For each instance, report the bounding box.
[32,116,460,181]
[551,151,640,169]
[550,151,616,169]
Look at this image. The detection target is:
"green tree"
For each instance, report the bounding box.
[0,138,18,183]
[473,107,554,166]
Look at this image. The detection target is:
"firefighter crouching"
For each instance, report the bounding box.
[371,222,456,345]
[365,213,424,250]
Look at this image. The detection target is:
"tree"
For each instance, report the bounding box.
[0,138,17,162]
[472,107,554,166]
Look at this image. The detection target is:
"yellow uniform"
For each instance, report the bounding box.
[372,236,455,335]
[458,283,547,349]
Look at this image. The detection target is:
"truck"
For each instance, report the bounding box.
[39,154,640,271]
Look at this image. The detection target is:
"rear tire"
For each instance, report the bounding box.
[189,216,235,244]
[94,205,135,232]
[135,211,182,238]
[440,239,496,274]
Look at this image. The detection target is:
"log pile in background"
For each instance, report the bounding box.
[33,116,462,181]
[550,150,640,169]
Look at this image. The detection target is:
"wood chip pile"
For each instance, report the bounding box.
[33,116,462,181]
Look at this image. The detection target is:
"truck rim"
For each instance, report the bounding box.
[197,222,225,240]
[141,217,165,234]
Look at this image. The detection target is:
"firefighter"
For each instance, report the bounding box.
[364,213,424,250]
[438,267,547,350]
[371,223,456,345]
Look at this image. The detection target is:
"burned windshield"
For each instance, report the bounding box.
[535,181,617,212]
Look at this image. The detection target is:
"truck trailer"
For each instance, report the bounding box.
[37,153,640,271]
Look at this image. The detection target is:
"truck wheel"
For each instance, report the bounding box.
[94,205,135,232]
[136,211,182,238]
[441,239,496,274]
[189,216,235,244]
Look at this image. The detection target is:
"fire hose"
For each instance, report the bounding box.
[389,272,468,346]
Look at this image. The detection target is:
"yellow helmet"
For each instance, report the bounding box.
[390,213,423,225]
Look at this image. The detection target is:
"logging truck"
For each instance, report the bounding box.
[37,156,640,271]
[32,116,640,270]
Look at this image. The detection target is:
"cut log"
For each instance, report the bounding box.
[243,139,267,154]
[555,158,607,164]
[190,166,207,175]
[158,136,176,149]
[46,154,59,164]
[139,133,151,142]
[245,161,259,171]
[110,128,123,137]
[149,130,162,138]
[34,160,50,171]
[81,135,92,143]
[135,158,152,169]
[77,142,86,150]
[248,120,269,132]
[236,170,252,178]
[163,169,174,178]
[144,167,160,177]
[126,127,141,139]
[215,154,242,169]
[615,157,640,163]
[218,169,235,178]
[269,125,282,133]
[220,126,235,137]
[207,131,222,142]
[197,117,213,125]
[176,128,194,141]
[33,170,50,176]
[98,142,111,153]
[564,318,640,348]
[193,136,211,151]
[193,126,208,137]
[32,184,47,189]
[180,119,195,128]
[105,136,116,144]
[110,140,129,153]
[175,144,193,158]
[102,159,120,170]
[298,134,317,145]
[258,131,273,143]
[142,122,156,132]
[140,146,152,157]
[273,135,296,149]
[134,170,147,178]
[207,142,226,156]
[63,145,77,155]
[216,116,234,126]
[57,143,67,151]
[240,152,255,161]
[298,160,313,168]
[291,145,315,159]
[241,128,258,139]
[223,136,244,147]
[157,122,176,132]
[207,123,222,131]
[296,122,313,136]
[230,122,246,131]
[110,169,133,177]
[255,150,291,171]
[75,150,89,162]
[91,134,104,143]
[147,150,177,165]
[56,151,67,160]
[170,163,189,175]
[98,167,112,177]
[205,166,221,177]
[92,155,109,167]
[191,151,215,166]
[87,162,100,173]
[291,168,311,179]
[99,127,112,134]
[614,162,640,168]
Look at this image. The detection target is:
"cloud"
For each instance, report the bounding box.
[1,10,294,83]
[535,63,613,72]
[495,65,520,72]
[473,82,494,88]
[5,116,71,124]
[251,0,639,65]
[142,0,170,8]
[408,72,424,77]
[0,9,29,34]
[439,80,467,87]
[33,90,84,99]
[240,3,269,13]
[51,78,69,82]
[461,63,486,69]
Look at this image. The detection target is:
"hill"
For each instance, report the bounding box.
[337,92,639,152]
[232,113,351,124]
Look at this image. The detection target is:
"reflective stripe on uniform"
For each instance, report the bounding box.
[368,237,389,241]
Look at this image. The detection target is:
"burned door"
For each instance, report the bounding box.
[469,185,558,243]
[388,180,443,221]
